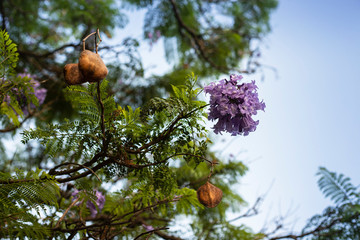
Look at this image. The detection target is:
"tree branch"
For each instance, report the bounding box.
[53,197,181,235]
[0,114,32,133]
[55,197,80,228]
[168,0,229,73]
[0,99,54,133]
[134,227,169,240]
[48,151,106,176]
[155,230,184,240]
[267,213,355,240]
[18,43,80,58]
[228,196,263,223]
[55,159,112,183]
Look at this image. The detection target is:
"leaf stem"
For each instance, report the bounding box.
[82,28,102,52]
[97,81,106,144]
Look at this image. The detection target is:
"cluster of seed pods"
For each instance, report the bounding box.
[64,29,108,85]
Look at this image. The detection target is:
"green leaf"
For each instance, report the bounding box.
[317,167,358,204]
[1,101,20,126]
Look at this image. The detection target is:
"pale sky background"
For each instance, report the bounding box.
[116,0,360,234]
[222,0,360,233]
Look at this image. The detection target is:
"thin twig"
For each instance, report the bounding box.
[207,160,218,181]
[0,114,32,133]
[48,151,105,176]
[134,227,169,240]
[82,32,96,51]
[154,230,184,240]
[114,197,181,224]
[0,55,10,65]
[53,198,182,233]
[267,211,360,240]
[56,159,112,183]
[119,152,214,169]
[96,28,102,53]
[228,197,263,223]
[18,43,79,58]
[168,0,229,73]
[54,219,131,233]
[97,81,106,143]
[55,197,80,228]
[52,163,102,182]
[82,29,102,52]
[0,99,55,133]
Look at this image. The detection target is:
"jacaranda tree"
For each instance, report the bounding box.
[0,0,278,239]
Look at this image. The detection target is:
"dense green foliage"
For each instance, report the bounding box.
[0,0,282,239]
[0,30,260,239]
[0,169,59,239]
[0,29,32,126]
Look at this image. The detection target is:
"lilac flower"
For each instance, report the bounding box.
[71,188,80,198]
[72,189,106,217]
[17,73,32,79]
[71,188,84,206]
[31,80,47,105]
[142,223,155,231]
[86,190,106,217]
[15,73,47,115]
[204,74,265,136]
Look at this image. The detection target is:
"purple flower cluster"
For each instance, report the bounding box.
[10,73,47,115]
[204,74,265,136]
[142,223,155,231]
[86,190,106,217]
[72,189,106,217]
[18,73,47,105]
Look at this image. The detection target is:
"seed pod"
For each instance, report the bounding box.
[197,181,223,208]
[63,63,85,85]
[78,50,108,82]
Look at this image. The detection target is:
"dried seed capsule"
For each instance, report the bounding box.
[63,63,85,85]
[197,181,223,208]
[78,50,108,83]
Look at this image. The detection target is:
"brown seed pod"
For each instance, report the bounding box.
[197,181,223,208]
[78,50,108,83]
[63,63,85,85]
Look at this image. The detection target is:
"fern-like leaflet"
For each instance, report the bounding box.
[317,167,359,205]
[0,29,19,76]
[0,30,40,126]
[0,169,59,239]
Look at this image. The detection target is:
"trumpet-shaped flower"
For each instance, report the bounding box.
[204,74,265,136]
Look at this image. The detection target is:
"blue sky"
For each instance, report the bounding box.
[113,0,360,234]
